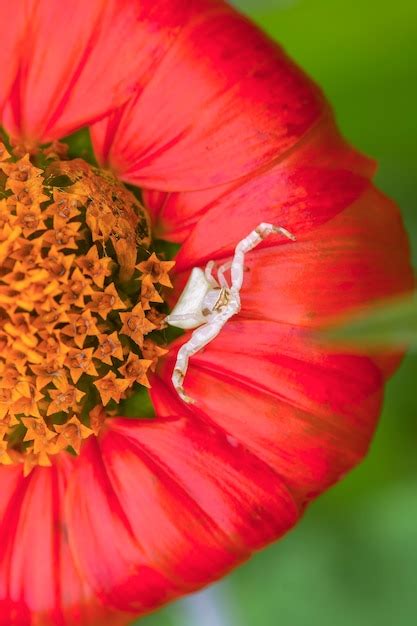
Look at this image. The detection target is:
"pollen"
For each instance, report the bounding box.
[0,142,173,475]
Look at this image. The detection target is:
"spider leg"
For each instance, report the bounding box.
[165,313,202,324]
[204,260,220,287]
[231,222,295,291]
[172,319,225,404]
[217,260,232,288]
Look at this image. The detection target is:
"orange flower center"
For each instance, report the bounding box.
[0,141,171,475]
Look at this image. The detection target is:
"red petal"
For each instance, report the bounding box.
[141,189,170,225]
[1,0,189,142]
[91,0,326,191]
[0,4,23,113]
[65,420,298,612]
[174,168,370,272]
[0,460,130,626]
[151,114,373,256]
[153,320,383,502]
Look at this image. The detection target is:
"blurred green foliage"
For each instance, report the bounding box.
[326,294,417,348]
[133,1,417,625]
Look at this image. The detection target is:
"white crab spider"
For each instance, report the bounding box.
[166,223,296,403]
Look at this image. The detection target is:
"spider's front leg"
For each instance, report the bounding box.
[217,260,232,288]
[231,222,295,291]
[204,260,220,288]
[173,319,225,404]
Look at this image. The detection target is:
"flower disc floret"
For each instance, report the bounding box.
[0,142,173,474]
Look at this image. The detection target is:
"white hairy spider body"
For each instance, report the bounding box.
[166,223,295,403]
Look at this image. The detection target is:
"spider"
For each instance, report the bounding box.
[166,222,296,403]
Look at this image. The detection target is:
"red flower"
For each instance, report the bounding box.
[0,1,412,625]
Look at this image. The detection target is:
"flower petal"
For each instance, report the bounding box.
[153,320,383,502]
[1,0,189,142]
[151,320,382,506]
[149,114,374,253]
[91,0,326,191]
[0,5,23,113]
[0,460,130,626]
[173,167,370,272]
[65,420,298,612]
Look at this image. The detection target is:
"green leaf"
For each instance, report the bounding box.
[325,294,417,348]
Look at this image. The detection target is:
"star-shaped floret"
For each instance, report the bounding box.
[43,221,81,251]
[33,303,70,332]
[94,371,130,406]
[21,417,56,454]
[54,416,93,454]
[0,153,43,182]
[15,204,47,236]
[23,448,53,477]
[60,268,94,308]
[88,283,126,319]
[31,359,67,390]
[76,245,112,288]
[118,354,152,388]
[65,347,98,384]
[37,330,70,361]
[12,385,44,418]
[93,332,124,365]
[6,176,49,206]
[47,384,85,416]
[61,311,99,348]
[140,274,164,310]
[42,246,75,282]
[119,302,156,348]
[46,189,80,226]
[136,252,175,288]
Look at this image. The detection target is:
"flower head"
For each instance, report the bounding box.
[0,145,170,476]
[0,1,413,625]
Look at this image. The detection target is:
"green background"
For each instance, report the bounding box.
[133,1,417,624]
